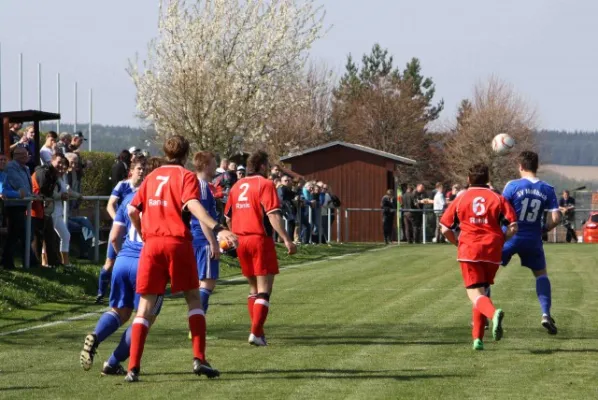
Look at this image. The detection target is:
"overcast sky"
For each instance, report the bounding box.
[0,0,596,131]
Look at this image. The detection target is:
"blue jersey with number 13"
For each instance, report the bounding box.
[502,177,559,242]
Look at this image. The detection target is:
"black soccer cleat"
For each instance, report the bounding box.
[124,368,140,383]
[94,295,104,305]
[80,333,99,371]
[193,358,220,379]
[541,315,558,335]
[101,361,126,376]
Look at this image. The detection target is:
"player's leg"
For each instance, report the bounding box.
[197,243,219,313]
[521,248,556,334]
[81,258,133,371]
[126,294,159,382]
[462,262,504,344]
[237,236,258,323]
[96,244,116,304]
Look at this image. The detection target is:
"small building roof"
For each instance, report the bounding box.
[0,110,61,123]
[280,141,416,165]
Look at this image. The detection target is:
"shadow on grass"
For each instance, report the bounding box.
[0,385,60,392]
[528,348,598,355]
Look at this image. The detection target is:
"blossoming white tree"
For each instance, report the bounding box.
[128,0,327,156]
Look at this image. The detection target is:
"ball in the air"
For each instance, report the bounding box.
[491,133,515,155]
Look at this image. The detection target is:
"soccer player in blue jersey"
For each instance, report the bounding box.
[502,151,562,334]
[190,151,220,315]
[80,157,160,374]
[95,157,146,304]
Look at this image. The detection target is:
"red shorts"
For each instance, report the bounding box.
[459,261,500,288]
[137,237,199,295]
[237,235,279,278]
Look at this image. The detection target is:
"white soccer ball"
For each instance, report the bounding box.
[491,133,515,155]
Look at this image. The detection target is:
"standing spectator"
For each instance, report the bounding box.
[236,165,246,180]
[56,132,72,155]
[300,182,315,244]
[319,183,334,243]
[0,154,23,221]
[278,174,297,242]
[447,184,461,204]
[559,190,577,243]
[413,183,433,243]
[31,154,64,267]
[65,152,95,259]
[68,132,90,182]
[381,189,396,245]
[21,126,37,173]
[2,147,36,269]
[111,150,132,184]
[433,183,447,243]
[228,162,238,187]
[402,185,415,243]
[40,131,58,165]
[8,123,23,154]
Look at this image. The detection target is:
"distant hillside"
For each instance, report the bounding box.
[40,123,160,155]
[536,130,598,165]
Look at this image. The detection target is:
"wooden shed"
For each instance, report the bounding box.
[280,141,416,242]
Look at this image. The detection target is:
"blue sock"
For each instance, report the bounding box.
[97,268,112,296]
[200,288,213,313]
[536,275,552,316]
[93,310,121,343]
[108,325,132,366]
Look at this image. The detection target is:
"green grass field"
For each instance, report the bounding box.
[0,244,597,399]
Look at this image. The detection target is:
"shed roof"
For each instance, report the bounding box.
[280,141,416,165]
[0,110,61,123]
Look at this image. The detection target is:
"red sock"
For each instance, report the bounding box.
[188,309,206,362]
[474,295,496,319]
[247,294,257,322]
[128,317,149,372]
[472,307,485,340]
[251,298,270,337]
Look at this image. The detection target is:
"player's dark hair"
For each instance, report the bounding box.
[518,151,539,173]
[193,151,215,172]
[468,163,489,186]
[146,157,165,174]
[247,150,269,176]
[163,135,190,164]
[46,131,58,140]
[563,190,570,195]
[130,155,146,170]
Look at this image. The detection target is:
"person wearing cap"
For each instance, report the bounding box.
[236,165,246,180]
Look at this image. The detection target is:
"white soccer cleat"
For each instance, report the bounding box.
[248,333,267,346]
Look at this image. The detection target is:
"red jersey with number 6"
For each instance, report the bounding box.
[130,165,200,240]
[224,175,280,236]
[440,186,517,264]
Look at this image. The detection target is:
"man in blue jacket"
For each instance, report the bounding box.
[2,147,37,269]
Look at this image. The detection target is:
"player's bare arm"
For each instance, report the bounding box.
[187,199,237,247]
[505,222,518,240]
[267,210,297,255]
[109,223,126,254]
[107,196,119,219]
[199,220,220,260]
[127,204,143,241]
[440,225,458,246]
[546,211,562,232]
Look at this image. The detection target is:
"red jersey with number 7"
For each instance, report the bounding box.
[224,175,281,236]
[440,186,517,264]
[129,165,200,240]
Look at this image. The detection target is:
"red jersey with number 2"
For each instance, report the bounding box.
[224,175,280,236]
[440,187,517,264]
[130,165,200,240]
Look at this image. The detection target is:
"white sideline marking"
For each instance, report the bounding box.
[0,246,387,336]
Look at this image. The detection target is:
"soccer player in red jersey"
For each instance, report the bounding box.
[125,135,237,382]
[440,164,518,351]
[224,150,297,346]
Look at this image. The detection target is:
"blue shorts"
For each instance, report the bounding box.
[194,243,219,280]
[502,238,546,271]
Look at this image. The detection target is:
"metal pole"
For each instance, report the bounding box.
[19,53,23,110]
[317,206,322,244]
[308,206,312,244]
[88,88,92,151]
[423,211,427,244]
[37,63,42,110]
[25,200,32,268]
[63,200,68,225]
[336,208,341,243]
[94,199,100,263]
[56,73,61,132]
[344,209,349,243]
[328,210,332,244]
[74,82,78,133]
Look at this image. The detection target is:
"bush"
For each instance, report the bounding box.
[80,151,116,196]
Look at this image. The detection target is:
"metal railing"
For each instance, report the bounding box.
[3,195,110,268]
[280,206,341,244]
